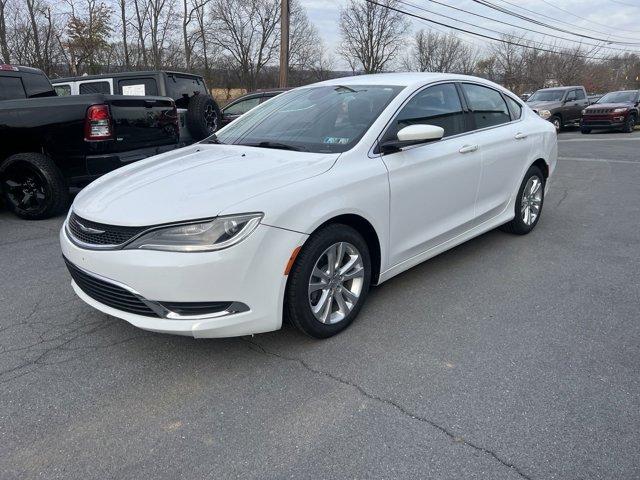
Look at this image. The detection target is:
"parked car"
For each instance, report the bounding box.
[61,73,557,339]
[0,65,179,219]
[581,90,639,134]
[219,88,289,128]
[526,86,589,130]
[52,70,220,142]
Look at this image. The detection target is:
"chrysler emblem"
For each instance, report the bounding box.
[76,222,105,235]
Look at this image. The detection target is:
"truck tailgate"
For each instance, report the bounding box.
[106,96,178,152]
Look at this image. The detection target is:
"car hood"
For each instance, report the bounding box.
[73,144,339,226]
[585,102,632,110]
[526,100,562,110]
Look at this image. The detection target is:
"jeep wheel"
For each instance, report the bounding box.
[623,114,636,133]
[550,115,561,132]
[186,94,222,140]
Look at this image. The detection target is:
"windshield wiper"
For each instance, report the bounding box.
[244,141,306,152]
[202,133,223,144]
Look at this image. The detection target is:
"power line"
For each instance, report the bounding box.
[537,0,640,34]
[365,0,616,60]
[470,0,640,46]
[489,0,640,41]
[420,0,640,54]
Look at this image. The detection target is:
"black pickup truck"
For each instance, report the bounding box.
[0,65,179,219]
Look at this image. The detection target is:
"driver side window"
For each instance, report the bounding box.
[566,91,577,102]
[383,83,467,143]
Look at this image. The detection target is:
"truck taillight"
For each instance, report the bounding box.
[84,104,112,141]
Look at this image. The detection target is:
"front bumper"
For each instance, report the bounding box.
[60,223,308,338]
[581,116,626,129]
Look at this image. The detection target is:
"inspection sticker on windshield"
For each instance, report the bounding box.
[323,137,350,144]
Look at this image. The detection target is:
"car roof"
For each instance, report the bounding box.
[536,86,583,91]
[312,72,496,88]
[52,70,202,83]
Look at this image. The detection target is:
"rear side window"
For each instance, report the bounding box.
[575,89,586,100]
[167,75,207,108]
[385,83,467,140]
[224,97,261,115]
[22,72,55,97]
[118,78,158,96]
[462,83,510,129]
[79,81,111,94]
[0,76,26,100]
[54,84,71,96]
[504,96,522,120]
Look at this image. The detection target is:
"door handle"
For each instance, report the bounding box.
[459,144,478,154]
[514,132,528,140]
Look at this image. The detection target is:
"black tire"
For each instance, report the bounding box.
[0,153,68,220]
[499,165,545,235]
[581,127,591,134]
[186,94,221,140]
[622,114,636,133]
[550,115,562,132]
[285,224,372,338]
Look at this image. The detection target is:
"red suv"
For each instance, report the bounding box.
[581,90,639,134]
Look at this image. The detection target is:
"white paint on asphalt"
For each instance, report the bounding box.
[558,156,640,165]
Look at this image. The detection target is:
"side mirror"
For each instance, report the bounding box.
[379,124,444,153]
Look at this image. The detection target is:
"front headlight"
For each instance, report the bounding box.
[538,109,552,119]
[125,213,263,252]
[581,109,587,115]
[613,107,627,113]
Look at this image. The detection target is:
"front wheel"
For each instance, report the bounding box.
[581,127,591,134]
[0,152,68,220]
[623,114,636,133]
[550,116,561,132]
[285,224,371,338]
[499,165,545,235]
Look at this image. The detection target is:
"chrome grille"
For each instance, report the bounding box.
[67,212,146,247]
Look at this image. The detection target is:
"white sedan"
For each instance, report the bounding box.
[60,73,557,339]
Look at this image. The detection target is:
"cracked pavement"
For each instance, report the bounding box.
[1,130,639,479]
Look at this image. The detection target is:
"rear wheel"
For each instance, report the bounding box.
[285,224,371,338]
[0,153,68,220]
[623,114,636,133]
[500,165,545,235]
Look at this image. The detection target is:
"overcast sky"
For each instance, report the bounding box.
[300,0,640,69]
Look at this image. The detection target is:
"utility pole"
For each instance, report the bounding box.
[279,0,289,88]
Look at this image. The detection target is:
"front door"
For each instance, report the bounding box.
[380,82,482,267]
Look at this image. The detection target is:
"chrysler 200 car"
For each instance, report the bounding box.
[60,73,557,339]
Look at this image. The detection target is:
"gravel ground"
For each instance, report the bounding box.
[1,130,639,480]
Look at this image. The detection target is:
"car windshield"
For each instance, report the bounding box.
[211,85,404,153]
[597,91,637,104]
[527,90,565,102]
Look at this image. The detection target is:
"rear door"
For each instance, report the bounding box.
[106,96,178,151]
[460,83,532,220]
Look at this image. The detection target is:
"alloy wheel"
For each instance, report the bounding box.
[308,242,365,324]
[2,164,48,213]
[204,104,218,133]
[521,176,543,226]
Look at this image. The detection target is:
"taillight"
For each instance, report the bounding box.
[84,104,112,141]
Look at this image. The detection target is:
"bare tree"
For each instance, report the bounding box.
[64,0,113,74]
[338,0,409,73]
[0,0,10,62]
[210,0,280,90]
[117,0,131,68]
[403,30,478,74]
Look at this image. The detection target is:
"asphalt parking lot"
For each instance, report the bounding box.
[1,130,639,480]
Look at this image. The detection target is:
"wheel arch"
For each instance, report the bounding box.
[531,158,549,179]
[305,213,382,285]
